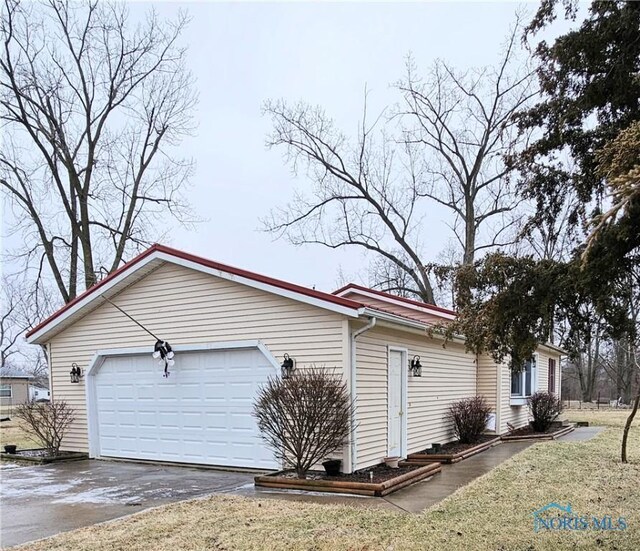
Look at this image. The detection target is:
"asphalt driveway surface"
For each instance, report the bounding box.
[0,459,256,548]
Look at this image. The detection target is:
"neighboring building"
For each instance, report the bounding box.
[0,368,31,407]
[26,244,562,472]
[29,386,51,401]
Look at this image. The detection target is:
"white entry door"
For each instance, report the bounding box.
[92,347,279,469]
[387,348,406,457]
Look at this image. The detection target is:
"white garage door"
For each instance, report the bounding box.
[93,347,279,469]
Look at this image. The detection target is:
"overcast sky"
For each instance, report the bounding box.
[4,1,576,295]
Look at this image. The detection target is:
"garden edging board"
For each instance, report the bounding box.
[254,462,442,497]
[501,424,575,442]
[406,436,502,465]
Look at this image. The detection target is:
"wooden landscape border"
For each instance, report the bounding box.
[254,462,442,497]
[0,448,88,464]
[405,435,502,465]
[501,424,575,442]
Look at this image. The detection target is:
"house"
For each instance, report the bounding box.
[29,386,51,401]
[26,244,562,472]
[0,368,32,407]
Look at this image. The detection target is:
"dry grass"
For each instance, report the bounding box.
[13,412,640,551]
[0,418,40,450]
[563,408,635,428]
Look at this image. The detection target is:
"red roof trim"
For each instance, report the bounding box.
[26,245,161,338]
[332,283,457,316]
[27,244,363,339]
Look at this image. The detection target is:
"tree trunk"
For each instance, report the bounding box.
[621,392,639,463]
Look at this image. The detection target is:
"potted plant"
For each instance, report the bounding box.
[322,458,342,476]
[4,445,17,454]
[383,456,401,468]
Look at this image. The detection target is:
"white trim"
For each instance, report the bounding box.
[84,340,280,460]
[154,252,360,319]
[509,353,538,406]
[28,250,361,344]
[337,287,456,320]
[0,385,12,398]
[387,346,408,459]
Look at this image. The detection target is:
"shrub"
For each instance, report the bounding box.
[528,391,562,432]
[446,396,492,444]
[253,367,351,479]
[14,400,75,456]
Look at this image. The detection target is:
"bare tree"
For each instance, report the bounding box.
[263,22,534,305]
[263,97,437,303]
[253,368,351,479]
[0,276,52,372]
[397,22,536,268]
[0,0,197,304]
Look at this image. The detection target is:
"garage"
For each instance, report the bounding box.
[89,345,280,470]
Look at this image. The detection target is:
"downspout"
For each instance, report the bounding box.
[350,316,377,472]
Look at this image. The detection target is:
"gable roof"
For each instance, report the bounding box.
[333,283,457,320]
[0,367,32,379]
[26,244,364,344]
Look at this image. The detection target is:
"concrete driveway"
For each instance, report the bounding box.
[0,459,256,548]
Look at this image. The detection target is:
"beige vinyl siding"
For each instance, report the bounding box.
[537,349,561,395]
[498,348,563,433]
[48,262,346,453]
[353,324,477,470]
[498,362,529,433]
[476,354,497,410]
[0,379,29,406]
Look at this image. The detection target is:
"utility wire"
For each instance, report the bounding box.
[101,295,160,341]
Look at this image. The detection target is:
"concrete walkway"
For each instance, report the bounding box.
[249,427,606,514]
[384,426,605,513]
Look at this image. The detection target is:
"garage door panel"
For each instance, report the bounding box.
[93,347,279,469]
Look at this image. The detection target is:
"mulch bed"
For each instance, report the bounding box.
[501,422,575,441]
[415,434,497,456]
[0,448,88,464]
[277,463,424,484]
[255,462,441,497]
[406,434,502,465]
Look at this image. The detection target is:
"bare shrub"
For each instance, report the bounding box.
[253,367,351,479]
[528,391,563,432]
[14,400,75,456]
[446,396,492,444]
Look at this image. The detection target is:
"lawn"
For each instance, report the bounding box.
[0,415,40,450]
[13,411,640,551]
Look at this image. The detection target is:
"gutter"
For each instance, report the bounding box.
[361,307,467,344]
[349,316,377,472]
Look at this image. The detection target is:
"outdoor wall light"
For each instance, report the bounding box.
[70,363,84,384]
[410,355,422,377]
[281,354,296,379]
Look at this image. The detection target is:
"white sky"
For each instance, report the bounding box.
[123,1,533,293]
[3,1,578,295]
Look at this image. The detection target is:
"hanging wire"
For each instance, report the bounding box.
[100,295,160,340]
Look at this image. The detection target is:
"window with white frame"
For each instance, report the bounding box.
[0,385,12,398]
[511,357,536,398]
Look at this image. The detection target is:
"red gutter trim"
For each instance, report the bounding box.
[26,245,161,338]
[332,283,457,316]
[27,244,363,339]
